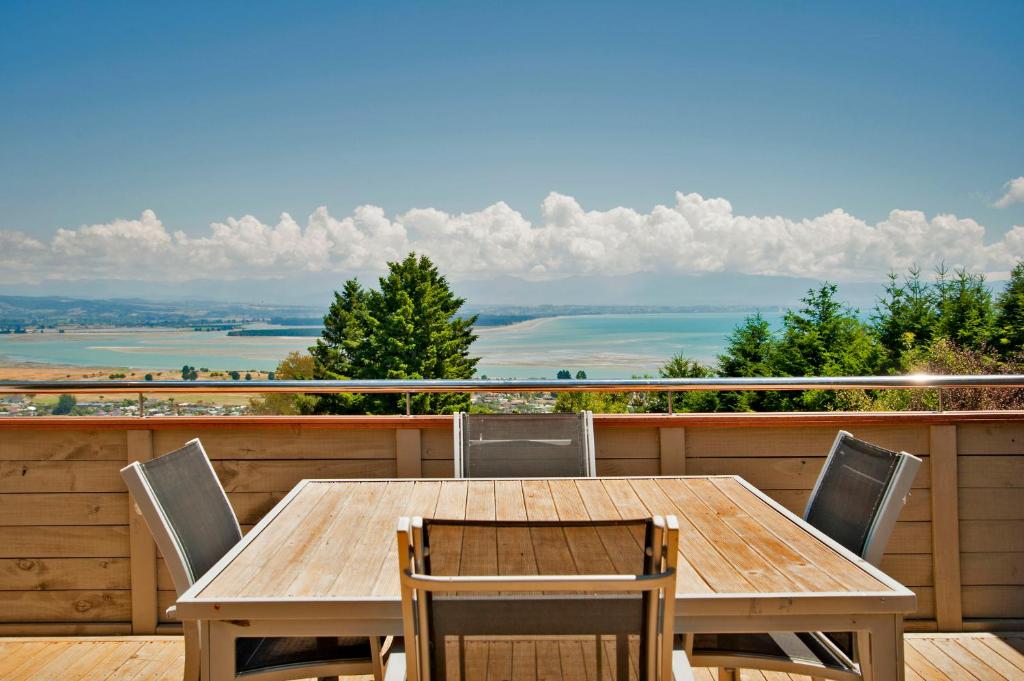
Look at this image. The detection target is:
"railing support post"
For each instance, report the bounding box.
[126,429,158,634]
[930,424,963,631]
[658,427,686,475]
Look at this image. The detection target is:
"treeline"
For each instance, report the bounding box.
[556,263,1024,413]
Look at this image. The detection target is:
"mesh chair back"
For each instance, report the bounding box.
[804,431,921,564]
[398,516,678,681]
[455,412,595,478]
[121,439,241,593]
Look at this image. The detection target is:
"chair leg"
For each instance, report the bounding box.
[182,621,201,681]
[718,668,738,681]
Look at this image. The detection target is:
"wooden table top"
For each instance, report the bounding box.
[179,476,915,621]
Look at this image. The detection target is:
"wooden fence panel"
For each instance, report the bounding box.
[0,413,1020,634]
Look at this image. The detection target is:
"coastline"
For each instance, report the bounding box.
[474,315,559,335]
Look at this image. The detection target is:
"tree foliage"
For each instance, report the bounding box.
[993,261,1024,357]
[248,352,315,415]
[308,254,479,414]
[933,267,995,349]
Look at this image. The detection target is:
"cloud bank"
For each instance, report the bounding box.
[2,192,1022,285]
[994,177,1024,209]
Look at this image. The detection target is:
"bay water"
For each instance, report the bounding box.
[0,312,783,379]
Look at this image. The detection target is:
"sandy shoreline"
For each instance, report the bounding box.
[474,315,559,335]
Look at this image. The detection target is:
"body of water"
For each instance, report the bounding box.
[0,312,783,379]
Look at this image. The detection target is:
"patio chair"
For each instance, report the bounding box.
[121,438,384,681]
[685,430,922,681]
[453,411,596,477]
[388,515,691,681]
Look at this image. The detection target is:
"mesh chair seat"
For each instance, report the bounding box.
[237,636,372,675]
[692,633,856,674]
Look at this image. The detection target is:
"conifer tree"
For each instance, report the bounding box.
[993,261,1024,356]
[934,267,994,350]
[308,254,479,414]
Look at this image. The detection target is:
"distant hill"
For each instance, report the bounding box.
[0,295,322,329]
[1,293,792,332]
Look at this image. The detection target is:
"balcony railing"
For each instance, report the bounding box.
[4,374,1024,394]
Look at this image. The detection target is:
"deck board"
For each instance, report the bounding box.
[0,634,1020,681]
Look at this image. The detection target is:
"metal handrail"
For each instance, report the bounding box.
[2,375,1023,395]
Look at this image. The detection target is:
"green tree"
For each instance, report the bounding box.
[934,267,994,349]
[775,284,880,410]
[229,370,240,380]
[575,370,587,379]
[993,261,1024,357]
[717,312,783,411]
[309,254,479,414]
[556,369,572,379]
[248,352,315,415]
[181,365,198,381]
[52,394,76,415]
[871,268,939,370]
[143,373,154,381]
[656,354,719,412]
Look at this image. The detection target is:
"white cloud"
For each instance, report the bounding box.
[2,192,1022,285]
[994,176,1024,208]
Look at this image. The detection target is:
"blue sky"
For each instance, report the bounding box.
[0,1,1021,303]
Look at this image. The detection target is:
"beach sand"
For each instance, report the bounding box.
[0,363,270,406]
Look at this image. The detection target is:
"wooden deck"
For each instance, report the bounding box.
[0,634,1020,681]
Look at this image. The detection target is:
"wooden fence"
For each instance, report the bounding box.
[0,411,1021,636]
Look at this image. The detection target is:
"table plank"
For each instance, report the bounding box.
[633,478,799,593]
[336,481,416,595]
[619,478,754,594]
[201,482,331,598]
[373,480,442,596]
[461,481,498,577]
[549,479,617,575]
[573,480,649,577]
[285,481,388,596]
[428,481,469,578]
[709,477,885,592]
[494,480,537,576]
[678,478,848,593]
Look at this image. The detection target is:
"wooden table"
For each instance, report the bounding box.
[176,477,917,681]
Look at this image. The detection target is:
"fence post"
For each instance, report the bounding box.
[929,424,963,631]
[658,426,686,475]
[396,428,423,478]
[126,429,158,634]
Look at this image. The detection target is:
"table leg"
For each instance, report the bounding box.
[867,615,904,681]
[209,620,237,681]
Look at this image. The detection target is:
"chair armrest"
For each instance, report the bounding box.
[165,604,177,620]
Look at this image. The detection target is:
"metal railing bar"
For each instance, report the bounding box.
[1,375,1023,395]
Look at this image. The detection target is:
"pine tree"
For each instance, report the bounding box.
[992,261,1024,357]
[717,312,782,411]
[308,254,479,414]
[934,267,995,350]
[775,284,880,410]
[871,267,939,370]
